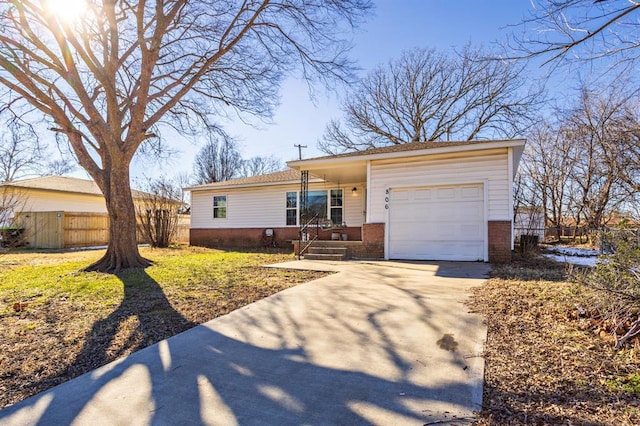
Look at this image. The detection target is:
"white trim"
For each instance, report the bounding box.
[384,186,390,260]
[285,190,298,227]
[212,194,228,220]
[508,147,515,250]
[366,160,372,223]
[483,180,489,262]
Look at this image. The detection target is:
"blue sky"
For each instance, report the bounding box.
[131,1,535,181]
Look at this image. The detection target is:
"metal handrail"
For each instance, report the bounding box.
[298,213,320,259]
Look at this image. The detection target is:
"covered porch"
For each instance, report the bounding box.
[288,156,381,258]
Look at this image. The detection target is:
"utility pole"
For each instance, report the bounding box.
[294,144,307,160]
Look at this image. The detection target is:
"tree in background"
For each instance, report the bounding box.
[517,117,576,229]
[0,114,43,182]
[319,46,542,153]
[0,0,371,271]
[562,86,638,229]
[45,159,76,177]
[517,83,640,232]
[193,137,283,183]
[240,155,283,177]
[0,111,75,181]
[193,135,242,184]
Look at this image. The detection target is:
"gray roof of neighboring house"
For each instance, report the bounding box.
[0,176,149,198]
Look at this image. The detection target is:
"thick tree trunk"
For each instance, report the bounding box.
[84,166,151,273]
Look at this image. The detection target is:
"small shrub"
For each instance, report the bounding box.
[574,234,640,349]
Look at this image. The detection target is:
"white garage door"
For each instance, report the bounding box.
[389,184,485,261]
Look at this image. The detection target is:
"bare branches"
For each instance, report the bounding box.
[518,82,640,230]
[192,133,242,184]
[239,155,283,177]
[510,0,640,69]
[0,112,42,181]
[320,46,542,153]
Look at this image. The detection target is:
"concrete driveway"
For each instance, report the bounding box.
[0,260,490,426]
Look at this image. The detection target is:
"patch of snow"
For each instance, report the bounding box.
[68,245,107,251]
[67,243,150,252]
[543,253,598,267]
[545,246,600,257]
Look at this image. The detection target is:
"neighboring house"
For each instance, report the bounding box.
[0,175,148,214]
[186,139,525,262]
[0,176,187,248]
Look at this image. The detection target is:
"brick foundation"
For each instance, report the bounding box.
[488,220,512,263]
[190,226,362,250]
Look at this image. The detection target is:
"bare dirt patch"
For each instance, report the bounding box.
[469,255,640,425]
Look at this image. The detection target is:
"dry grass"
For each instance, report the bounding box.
[470,255,640,425]
[0,246,327,409]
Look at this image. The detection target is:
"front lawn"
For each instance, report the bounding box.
[0,246,327,409]
[470,255,640,425]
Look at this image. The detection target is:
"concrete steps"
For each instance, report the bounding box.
[303,245,348,261]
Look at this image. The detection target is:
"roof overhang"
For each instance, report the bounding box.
[287,139,526,183]
[184,178,324,192]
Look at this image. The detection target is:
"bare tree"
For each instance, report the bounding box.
[45,159,76,176]
[239,155,283,177]
[193,135,242,184]
[518,83,640,235]
[135,177,182,248]
[0,112,77,180]
[319,45,542,153]
[562,85,638,229]
[0,0,371,272]
[511,0,640,68]
[520,118,576,229]
[0,113,43,181]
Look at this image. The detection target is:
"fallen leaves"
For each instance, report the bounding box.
[469,256,640,425]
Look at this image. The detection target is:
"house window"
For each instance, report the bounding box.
[286,189,344,226]
[213,195,227,219]
[306,190,328,220]
[330,189,343,225]
[286,192,297,226]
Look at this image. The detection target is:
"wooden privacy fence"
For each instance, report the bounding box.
[15,211,190,249]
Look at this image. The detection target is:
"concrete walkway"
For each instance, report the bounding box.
[0,260,490,426]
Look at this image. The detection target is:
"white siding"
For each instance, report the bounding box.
[344,184,366,227]
[18,189,107,213]
[369,150,510,223]
[190,182,365,229]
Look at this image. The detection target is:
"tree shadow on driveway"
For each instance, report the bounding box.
[0,261,486,425]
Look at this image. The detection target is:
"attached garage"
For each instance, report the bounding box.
[388,184,486,261]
